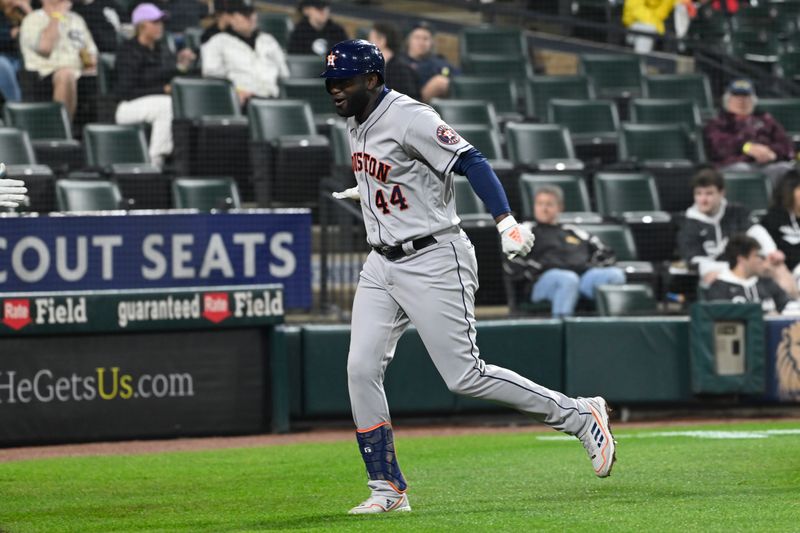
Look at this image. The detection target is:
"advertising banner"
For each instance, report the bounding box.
[0,210,311,308]
[0,329,266,444]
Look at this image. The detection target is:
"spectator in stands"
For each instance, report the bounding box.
[704,78,796,187]
[506,185,626,317]
[200,0,229,45]
[706,234,799,315]
[19,0,97,120]
[287,0,346,56]
[161,0,207,34]
[368,22,419,100]
[202,0,288,106]
[115,2,195,168]
[401,21,456,102]
[73,0,120,53]
[622,0,675,54]
[0,0,30,102]
[677,167,798,296]
[700,0,738,14]
[760,170,800,278]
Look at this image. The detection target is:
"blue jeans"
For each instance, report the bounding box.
[0,55,21,102]
[531,267,626,317]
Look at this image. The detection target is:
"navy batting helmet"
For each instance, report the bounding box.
[320,39,385,81]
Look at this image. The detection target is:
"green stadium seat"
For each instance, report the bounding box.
[453,175,487,216]
[756,98,800,143]
[328,120,351,167]
[593,172,663,217]
[83,124,150,167]
[460,54,533,92]
[644,73,715,119]
[258,12,293,49]
[618,123,703,167]
[548,99,619,144]
[777,50,800,83]
[525,75,594,120]
[686,5,730,48]
[55,179,123,211]
[0,127,37,164]
[721,170,771,216]
[280,78,336,119]
[247,99,316,142]
[287,54,324,78]
[629,98,702,129]
[172,177,241,210]
[575,223,638,261]
[3,101,83,172]
[459,25,527,57]
[450,77,520,116]
[430,99,499,132]
[730,29,779,65]
[518,173,600,223]
[455,125,504,161]
[505,123,584,171]
[579,53,644,99]
[595,284,657,316]
[97,53,116,96]
[170,77,241,119]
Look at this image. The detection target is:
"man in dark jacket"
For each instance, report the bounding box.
[115,2,195,167]
[676,167,797,297]
[704,78,796,187]
[287,0,347,56]
[506,185,625,317]
[368,22,420,100]
[707,234,798,314]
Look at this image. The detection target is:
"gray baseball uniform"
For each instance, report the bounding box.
[345,91,591,436]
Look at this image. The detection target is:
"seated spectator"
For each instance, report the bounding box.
[201,0,288,106]
[115,2,195,168]
[73,0,120,53]
[0,0,29,102]
[287,0,346,56]
[19,0,98,119]
[368,22,419,100]
[704,78,796,188]
[506,185,626,317]
[760,170,800,279]
[706,234,800,315]
[200,0,229,45]
[677,167,797,296]
[401,21,456,102]
[622,0,675,54]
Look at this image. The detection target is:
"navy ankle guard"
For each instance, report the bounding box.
[356,423,407,492]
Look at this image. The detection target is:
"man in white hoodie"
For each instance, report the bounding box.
[201,0,289,107]
[706,234,799,315]
[676,167,797,296]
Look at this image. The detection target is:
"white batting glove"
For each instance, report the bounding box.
[0,163,27,208]
[332,186,360,202]
[498,215,534,259]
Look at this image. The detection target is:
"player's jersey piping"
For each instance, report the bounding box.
[449,241,590,417]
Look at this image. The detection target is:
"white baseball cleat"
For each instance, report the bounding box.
[348,492,411,515]
[578,396,617,478]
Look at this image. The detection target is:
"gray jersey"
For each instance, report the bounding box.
[346,91,472,247]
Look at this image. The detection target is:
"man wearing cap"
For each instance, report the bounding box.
[19,0,97,119]
[115,2,196,168]
[704,78,796,187]
[287,0,347,56]
[202,0,288,105]
[400,21,457,102]
[200,0,230,45]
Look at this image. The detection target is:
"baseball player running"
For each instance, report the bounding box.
[323,40,616,515]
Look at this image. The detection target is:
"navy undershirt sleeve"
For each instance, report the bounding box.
[452,147,511,218]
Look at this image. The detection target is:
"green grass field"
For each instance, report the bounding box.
[1,420,799,532]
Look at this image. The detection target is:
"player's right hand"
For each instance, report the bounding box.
[497,215,534,259]
[332,186,361,202]
[0,163,27,208]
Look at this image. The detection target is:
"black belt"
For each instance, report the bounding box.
[373,235,437,261]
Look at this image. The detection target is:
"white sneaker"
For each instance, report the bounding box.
[348,492,411,515]
[578,396,617,478]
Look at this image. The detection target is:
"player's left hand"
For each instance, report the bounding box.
[497,215,534,259]
[332,186,361,202]
[0,163,27,208]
